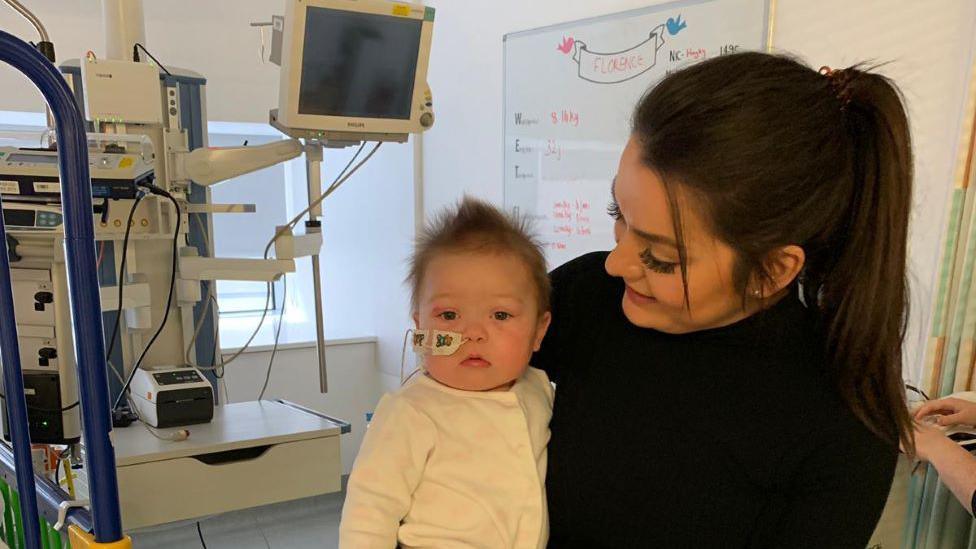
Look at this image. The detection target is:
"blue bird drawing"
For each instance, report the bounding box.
[666,15,687,36]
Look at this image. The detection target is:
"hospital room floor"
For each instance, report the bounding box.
[129,479,346,548]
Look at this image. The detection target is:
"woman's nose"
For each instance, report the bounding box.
[605,239,643,280]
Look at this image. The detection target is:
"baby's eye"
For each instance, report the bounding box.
[437,311,458,321]
[493,312,512,321]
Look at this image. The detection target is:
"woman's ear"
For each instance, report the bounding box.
[759,245,805,296]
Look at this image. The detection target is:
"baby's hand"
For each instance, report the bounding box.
[914,397,976,428]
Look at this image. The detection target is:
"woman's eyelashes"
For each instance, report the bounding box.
[608,196,677,274]
[639,248,678,274]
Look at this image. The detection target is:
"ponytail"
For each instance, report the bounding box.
[808,67,914,452]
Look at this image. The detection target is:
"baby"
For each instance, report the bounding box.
[339,197,553,548]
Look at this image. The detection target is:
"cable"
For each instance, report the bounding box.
[113,187,181,410]
[106,360,125,386]
[104,194,146,368]
[184,285,217,366]
[257,275,286,400]
[905,383,931,401]
[250,144,374,398]
[0,390,80,413]
[399,329,424,387]
[197,521,208,549]
[218,142,380,369]
[290,142,380,231]
[182,215,220,368]
[132,43,172,76]
[138,418,188,442]
[54,454,60,486]
[332,141,367,191]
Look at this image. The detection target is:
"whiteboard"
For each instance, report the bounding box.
[503,0,770,268]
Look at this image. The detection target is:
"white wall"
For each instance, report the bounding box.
[422,0,976,380]
[0,1,279,122]
[772,0,976,384]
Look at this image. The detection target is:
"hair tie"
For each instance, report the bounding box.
[819,65,853,108]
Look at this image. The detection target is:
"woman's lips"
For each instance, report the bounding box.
[625,285,657,305]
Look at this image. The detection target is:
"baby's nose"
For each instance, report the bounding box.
[462,322,488,342]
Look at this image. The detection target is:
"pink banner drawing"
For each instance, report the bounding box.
[571,24,666,84]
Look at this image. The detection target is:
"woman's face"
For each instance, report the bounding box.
[605,137,758,333]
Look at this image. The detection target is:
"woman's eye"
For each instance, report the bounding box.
[437,311,458,321]
[607,200,622,221]
[639,249,678,275]
[493,312,512,321]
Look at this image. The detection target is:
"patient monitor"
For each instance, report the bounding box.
[270,0,435,142]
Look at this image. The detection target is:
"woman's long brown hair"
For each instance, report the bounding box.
[632,52,914,452]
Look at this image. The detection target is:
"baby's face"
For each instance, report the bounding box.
[415,251,550,391]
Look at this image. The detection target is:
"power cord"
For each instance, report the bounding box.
[215,142,377,375]
[906,383,931,401]
[104,193,147,378]
[257,274,286,401]
[132,43,172,76]
[254,143,372,400]
[197,521,208,548]
[0,392,80,414]
[113,183,182,411]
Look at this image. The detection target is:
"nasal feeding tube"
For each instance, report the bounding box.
[399,328,469,384]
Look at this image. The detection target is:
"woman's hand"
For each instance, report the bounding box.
[907,422,976,518]
[914,397,976,427]
[910,423,956,463]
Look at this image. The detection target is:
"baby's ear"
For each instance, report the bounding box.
[412,312,420,329]
[533,311,552,351]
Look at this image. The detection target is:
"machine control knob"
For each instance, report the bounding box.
[38,347,57,367]
[38,348,57,359]
[420,112,434,128]
[34,291,53,311]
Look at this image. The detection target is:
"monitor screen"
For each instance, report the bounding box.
[298,7,422,120]
[1,208,35,227]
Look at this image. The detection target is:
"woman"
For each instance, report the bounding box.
[533,52,913,547]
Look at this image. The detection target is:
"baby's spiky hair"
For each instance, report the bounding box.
[407,196,550,315]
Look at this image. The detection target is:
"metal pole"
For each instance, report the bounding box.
[0,30,124,543]
[303,143,328,393]
[0,201,39,549]
[101,0,146,61]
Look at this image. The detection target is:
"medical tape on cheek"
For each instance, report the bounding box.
[412,329,468,356]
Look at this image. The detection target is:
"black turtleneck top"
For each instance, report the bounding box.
[532,252,897,548]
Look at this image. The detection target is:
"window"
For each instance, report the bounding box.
[0,113,378,350]
[204,122,312,348]
[206,128,292,316]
